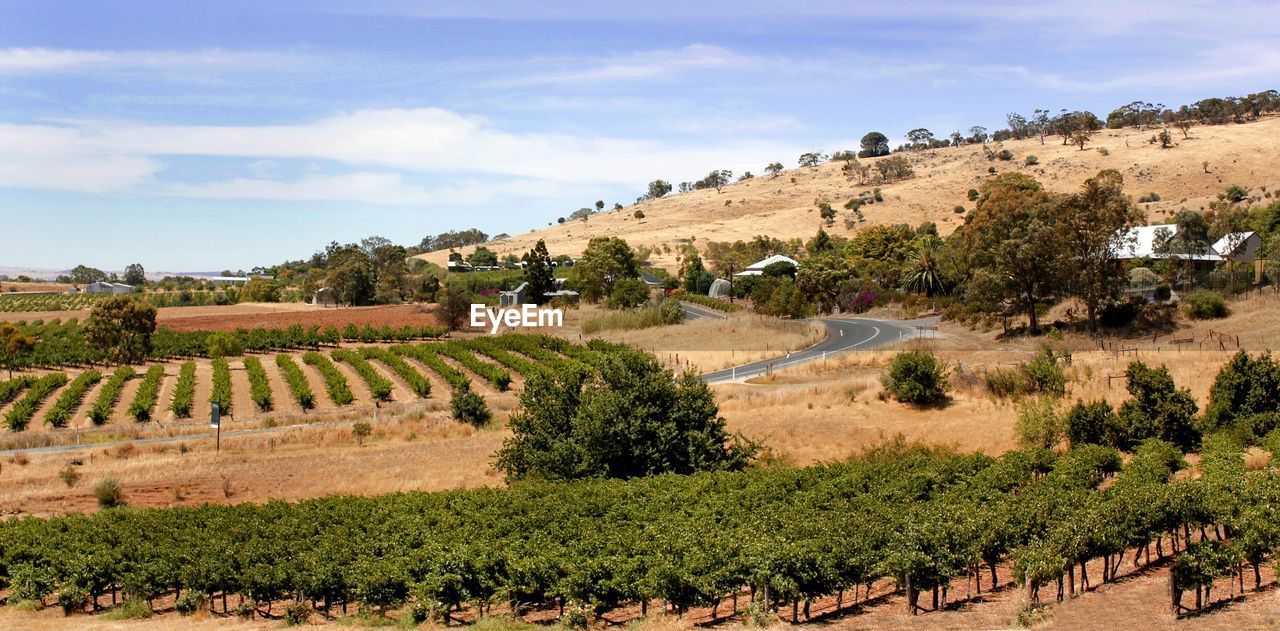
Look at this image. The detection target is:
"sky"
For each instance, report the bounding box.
[2,0,1278,273]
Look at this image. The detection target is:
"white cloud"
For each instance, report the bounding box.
[0,47,311,75]
[0,123,160,192]
[499,44,760,86]
[0,108,810,203]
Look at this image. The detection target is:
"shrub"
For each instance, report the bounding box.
[1064,400,1118,446]
[1138,192,1162,203]
[1024,155,1039,166]
[582,301,683,334]
[984,367,1029,398]
[284,601,311,626]
[881,350,949,405]
[174,591,205,616]
[606,277,650,310]
[94,477,126,508]
[1015,397,1063,449]
[997,149,1014,161]
[56,583,87,616]
[953,205,965,214]
[451,388,491,427]
[352,421,372,446]
[58,465,81,488]
[1117,361,1200,451]
[205,332,244,358]
[1182,291,1229,319]
[1225,185,1248,203]
[967,188,979,201]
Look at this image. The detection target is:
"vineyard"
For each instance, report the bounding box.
[0,289,300,313]
[3,317,451,368]
[0,438,1273,624]
[0,335,612,433]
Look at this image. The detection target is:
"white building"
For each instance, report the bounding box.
[1111,225,1261,264]
[733,254,800,277]
[84,281,134,295]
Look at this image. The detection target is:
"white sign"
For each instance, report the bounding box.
[470,304,564,334]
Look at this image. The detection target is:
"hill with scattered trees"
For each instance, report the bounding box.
[417,93,1280,273]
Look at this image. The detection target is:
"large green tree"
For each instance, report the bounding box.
[122,263,146,286]
[0,324,36,378]
[522,239,555,305]
[1054,170,1143,331]
[84,296,157,365]
[495,349,756,481]
[572,237,638,303]
[962,172,1061,332]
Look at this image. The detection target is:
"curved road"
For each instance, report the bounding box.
[701,315,937,384]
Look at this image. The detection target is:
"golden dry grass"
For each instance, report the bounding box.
[416,117,1280,271]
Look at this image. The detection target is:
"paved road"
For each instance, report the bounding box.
[677,301,730,320]
[701,316,936,384]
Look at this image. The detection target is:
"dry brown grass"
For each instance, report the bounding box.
[417,117,1280,272]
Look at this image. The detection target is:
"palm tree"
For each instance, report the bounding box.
[904,236,951,297]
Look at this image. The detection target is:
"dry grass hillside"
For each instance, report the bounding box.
[417,117,1280,271]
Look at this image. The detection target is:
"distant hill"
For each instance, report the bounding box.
[416,116,1280,272]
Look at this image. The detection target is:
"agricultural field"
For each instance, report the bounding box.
[0,290,266,314]
[0,333,613,445]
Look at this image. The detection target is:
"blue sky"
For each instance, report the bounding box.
[2,0,1278,272]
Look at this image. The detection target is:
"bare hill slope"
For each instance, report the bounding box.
[417,117,1280,271]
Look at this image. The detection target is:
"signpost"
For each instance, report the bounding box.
[210,402,221,452]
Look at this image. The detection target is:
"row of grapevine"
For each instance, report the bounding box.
[8,319,453,369]
[0,375,36,406]
[332,350,392,401]
[87,367,136,425]
[302,352,354,405]
[435,343,512,391]
[358,348,430,398]
[44,370,101,428]
[127,365,166,422]
[210,359,232,416]
[3,373,67,431]
[0,289,248,313]
[391,344,470,391]
[243,356,272,412]
[276,354,315,410]
[169,362,196,418]
[460,338,543,377]
[4,443,1269,623]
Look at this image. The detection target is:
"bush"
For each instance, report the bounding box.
[284,601,311,626]
[1182,291,1229,319]
[169,361,196,417]
[210,358,233,415]
[243,356,273,411]
[953,205,965,214]
[127,365,165,422]
[1117,361,1200,451]
[997,149,1014,161]
[205,331,244,358]
[1064,400,1118,446]
[1138,192,1162,203]
[174,591,205,616]
[582,301,682,334]
[606,277,650,310]
[967,188,979,201]
[58,465,81,488]
[451,388,491,427]
[881,350,949,405]
[1024,155,1039,166]
[1015,397,1063,449]
[1225,184,1248,203]
[352,421,372,446]
[276,354,316,409]
[94,477,126,508]
[56,583,87,616]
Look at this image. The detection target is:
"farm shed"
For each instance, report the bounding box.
[734,254,800,277]
[84,281,134,295]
